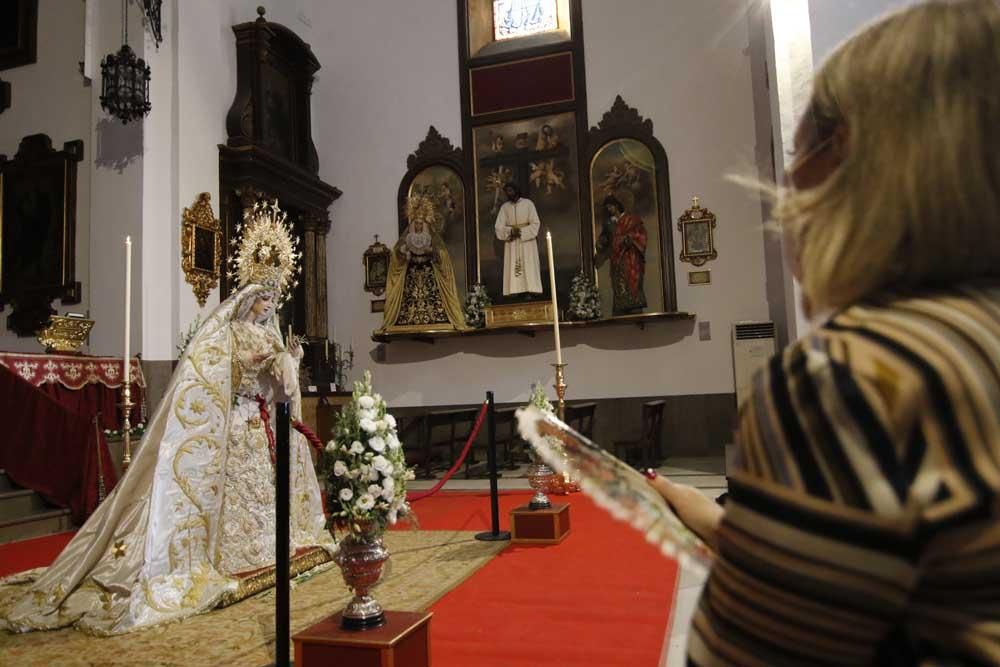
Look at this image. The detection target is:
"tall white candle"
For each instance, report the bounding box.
[123,235,132,384]
[545,231,563,366]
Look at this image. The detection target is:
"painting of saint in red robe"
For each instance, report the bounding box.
[596,194,647,314]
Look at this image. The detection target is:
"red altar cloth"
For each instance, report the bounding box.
[0,353,144,522]
[0,352,145,431]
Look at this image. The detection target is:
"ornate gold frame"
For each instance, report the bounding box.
[363,234,390,296]
[181,192,222,306]
[677,196,718,267]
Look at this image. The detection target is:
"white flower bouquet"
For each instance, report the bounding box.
[322,370,414,535]
[464,282,492,328]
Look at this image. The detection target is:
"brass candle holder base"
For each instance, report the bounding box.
[550,363,580,494]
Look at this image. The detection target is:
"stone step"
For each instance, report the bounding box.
[0,508,74,545]
[0,489,51,522]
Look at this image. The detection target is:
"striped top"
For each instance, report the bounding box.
[688,284,1000,666]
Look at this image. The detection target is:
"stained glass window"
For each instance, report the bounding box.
[493,0,558,41]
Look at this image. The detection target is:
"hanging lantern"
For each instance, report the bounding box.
[100,0,151,124]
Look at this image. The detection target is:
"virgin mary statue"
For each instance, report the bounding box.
[0,200,335,636]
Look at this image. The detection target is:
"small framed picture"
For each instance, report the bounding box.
[677,196,718,267]
[370,299,386,313]
[363,235,391,296]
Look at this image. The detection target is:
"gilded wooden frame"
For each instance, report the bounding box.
[181,192,222,306]
[677,197,717,267]
[362,235,390,296]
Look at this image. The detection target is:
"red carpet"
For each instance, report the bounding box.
[0,492,679,665]
[409,491,679,666]
[0,531,75,577]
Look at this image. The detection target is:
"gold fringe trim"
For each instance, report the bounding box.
[216,547,333,608]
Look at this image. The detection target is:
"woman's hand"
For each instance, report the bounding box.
[646,472,723,550]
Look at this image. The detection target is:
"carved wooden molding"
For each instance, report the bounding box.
[181,192,222,307]
[592,95,654,138]
[406,126,462,171]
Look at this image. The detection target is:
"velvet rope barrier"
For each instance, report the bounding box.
[291,419,325,454]
[255,395,277,464]
[407,401,489,502]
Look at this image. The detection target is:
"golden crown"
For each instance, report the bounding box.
[227,199,301,301]
[406,194,442,233]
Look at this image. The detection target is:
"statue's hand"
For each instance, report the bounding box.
[287,334,304,361]
[509,227,522,241]
[272,352,300,402]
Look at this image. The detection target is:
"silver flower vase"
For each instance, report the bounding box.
[527,461,555,510]
[335,526,389,630]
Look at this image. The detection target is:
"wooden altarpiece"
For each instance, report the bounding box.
[219,8,340,340]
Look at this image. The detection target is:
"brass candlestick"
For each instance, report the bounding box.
[121,362,133,471]
[552,363,567,420]
[551,363,579,493]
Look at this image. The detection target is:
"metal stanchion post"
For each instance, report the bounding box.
[476,391,510,542]
[275,402,290,667]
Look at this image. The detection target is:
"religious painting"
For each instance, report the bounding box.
[181,193,222,307]
[493,0,558,41]
[405,165,467,301]
[363,235,390,296]
[465,0,573,59]
[590,138,665,315]
[0,134,82,335]
[0,0,37,71]
[677,197,718,267]
[473,111,581,307]
[260,64,293,160]
[585,95,677,314]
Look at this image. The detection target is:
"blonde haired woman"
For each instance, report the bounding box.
[651,1,1000,664]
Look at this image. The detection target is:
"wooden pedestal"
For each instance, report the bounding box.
[510,503,571,544]
[293,610,432,667]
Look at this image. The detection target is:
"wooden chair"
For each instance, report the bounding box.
[613,400,665,468]
[564,402,597,440]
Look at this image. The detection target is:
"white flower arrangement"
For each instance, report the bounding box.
[568,269,601,321]
[463,283,492,328]
[322,370,414,535]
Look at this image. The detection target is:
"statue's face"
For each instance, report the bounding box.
[251,292,275,319]
[504,186,518,202]
[412,219,425,233]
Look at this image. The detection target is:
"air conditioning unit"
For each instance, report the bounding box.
[732,321,776,408]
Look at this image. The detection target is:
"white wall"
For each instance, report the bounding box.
[87,0,146,357]
[808,0,915,64]
[312,0,770,406]
[0,0,91,352]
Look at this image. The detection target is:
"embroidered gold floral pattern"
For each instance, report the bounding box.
[396,261,449,326]
[112,541,126,559]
